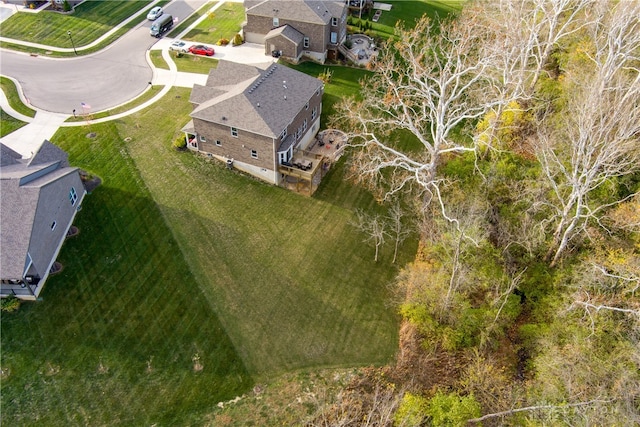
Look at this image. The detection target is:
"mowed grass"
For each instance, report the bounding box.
[0,0,152,47]
[121,88,410,375]
[150,49,219,73]
[1,109,27,136]
[0,99,251,425]
[181,2,245,44]
[1,84,413,424]
[356,0,464,40]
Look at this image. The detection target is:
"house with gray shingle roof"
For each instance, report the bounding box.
[1,141,86,300]
[243,0,347,63]
[184,60,324,186]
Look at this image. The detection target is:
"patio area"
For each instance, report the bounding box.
[279,129,348,195]
[343,34,378,66]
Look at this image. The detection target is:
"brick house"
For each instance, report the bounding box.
[1,141,87,300]
[184,60,324,187]
[243,0,348,63]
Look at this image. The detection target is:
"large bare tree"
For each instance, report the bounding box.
[532,1,640,266]
[334,15,501,228]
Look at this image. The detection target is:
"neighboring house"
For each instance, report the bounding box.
[243,0,347,63]
[183,60,324,187]
[0,141,86,300]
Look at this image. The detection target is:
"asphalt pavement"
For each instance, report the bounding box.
[0,0,273,157]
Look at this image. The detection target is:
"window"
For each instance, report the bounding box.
[69,187,78,206]
[280,127,287,140]
[199,134,206,142]
[303,118,307,132]
[311,105,318,120]
[215,140,222,146]
[251,150,258,159]
[273,17,279,27]
[231,127,238,137]
[296,126,302,140]
[303,37,309,49]
[331,17,338,26]
[305,102,309,110]
[51,221,56,231]
[330,32,337,44]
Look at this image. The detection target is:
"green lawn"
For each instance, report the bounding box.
[0,0,153,47]
[0,109,27,136]
[150,49,219,73]
[0,76,37,118]
[0,93,251,425]
[181,2,245,45]
[353,0,464,40]
[65,86,163,122]
[119,87,410,375]
[1,84,414,424]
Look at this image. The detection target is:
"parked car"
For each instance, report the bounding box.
[150,14,173,38]
[189,45,215,56]
[147,6,163,21]
[169,40,190,53]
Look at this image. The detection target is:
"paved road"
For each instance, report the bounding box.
[0,0,208,114]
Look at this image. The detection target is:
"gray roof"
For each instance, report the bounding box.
[265,24,305,45]
[0,141,84,280]
[1,144,21,167]
[191,60,323,138]
[246,0,344,24]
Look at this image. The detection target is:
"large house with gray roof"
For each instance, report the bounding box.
[243,0,347,63]
[183,60,324,186]
[1,141,86,300]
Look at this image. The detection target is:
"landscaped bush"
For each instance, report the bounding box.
[172,135,187,150]
[344,39,353,49]
[232,33,243,46]
[1,295,21,313]
[216,38,230,46]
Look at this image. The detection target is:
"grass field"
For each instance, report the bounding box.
[150,49,219,73]
[0,83,415,424]
[64,86,163,122]
[0,0,153,47]
[181,2,245,45]
[1,109,27,137]
[353,0,464,40]
[0,92,251,425]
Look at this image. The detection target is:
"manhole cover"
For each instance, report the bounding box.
[86,132,97,139]
[124,137,132,142]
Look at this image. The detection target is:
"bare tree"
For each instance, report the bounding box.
[334,15,502,229]
[353,210,388,262]
[387,202,412,264]
[472,0,596,148]
[532,1,640,266]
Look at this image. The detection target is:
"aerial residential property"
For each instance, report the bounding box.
[184,60,325,188]
[0,141,86,300]
[243,0,348,63]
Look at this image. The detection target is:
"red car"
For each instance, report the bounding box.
[189,45,215,56]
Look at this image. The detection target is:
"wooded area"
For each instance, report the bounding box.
[319,0,640,424]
